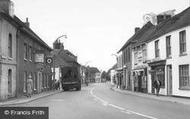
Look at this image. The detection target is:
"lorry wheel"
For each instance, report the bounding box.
[63,87,69,91]
[76,87,81,91]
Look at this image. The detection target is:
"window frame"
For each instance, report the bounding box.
[179,30,186,55]
[8,33,13,58]
[179,64,190,90]
[166,35,171,58]
[28,45,32,61]
[155,40,160,58]
[24,43,27,60]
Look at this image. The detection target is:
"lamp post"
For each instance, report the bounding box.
[53,35,67,84]
[111,53,118,62]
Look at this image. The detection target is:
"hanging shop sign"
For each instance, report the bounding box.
[35,53,45,63]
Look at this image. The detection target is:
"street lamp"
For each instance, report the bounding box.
[53,34,67,83]
[111,53,118,62]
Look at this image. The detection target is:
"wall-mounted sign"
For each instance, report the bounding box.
[35,53,45,63]
[46,57,53,65]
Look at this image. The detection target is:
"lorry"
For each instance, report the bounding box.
[61,65,81,91]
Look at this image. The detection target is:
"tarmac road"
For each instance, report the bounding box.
[12,83,190,119]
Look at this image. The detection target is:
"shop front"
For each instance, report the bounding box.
[148,60,166,95]
[133,67,148,93]
[116,69,123,89]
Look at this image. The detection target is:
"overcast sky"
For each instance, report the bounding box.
[14,0,189,71]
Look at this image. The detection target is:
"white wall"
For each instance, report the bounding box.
[0,18,17,100]
[147,25,190,97]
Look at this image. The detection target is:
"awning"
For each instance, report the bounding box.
[148,59,166,67]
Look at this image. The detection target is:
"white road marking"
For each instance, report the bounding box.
[90,87,158,119]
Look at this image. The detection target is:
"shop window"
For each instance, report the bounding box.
[179,65,190,89]
[179,30,186,55]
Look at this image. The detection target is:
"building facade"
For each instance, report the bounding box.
[0,0,52,100]
[16,25,52,96]
[145,7,190,97]
[0,12,17,100]
[131,22,155,93]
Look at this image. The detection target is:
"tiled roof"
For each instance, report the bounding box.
[0,12,52,51]
[132,22,155,48]
[119,7,190,51]
[118,22,154,52]
[147,7,190,42]
[89,67,100,73]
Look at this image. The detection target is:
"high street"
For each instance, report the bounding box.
[8,83,190,119]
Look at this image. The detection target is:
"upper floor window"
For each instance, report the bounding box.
[28,45,32,61]
[134,50,138,65]
[8,33,12,58]
[155,40,160,58]
[126,47,131,62]
[179,30,186,55]
[179,64,190,89]
[142,45,147,62]
[24,43,27,60]
[166,35,171,58]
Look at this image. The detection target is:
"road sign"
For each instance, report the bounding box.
[46,57,53,65]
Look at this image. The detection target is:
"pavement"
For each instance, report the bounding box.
[0,84,88,106]
[0,90,62,106]
[110,85,190,105]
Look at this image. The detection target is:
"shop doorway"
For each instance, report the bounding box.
[8,69,12,96]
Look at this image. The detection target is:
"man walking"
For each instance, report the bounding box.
[153,78,161,96]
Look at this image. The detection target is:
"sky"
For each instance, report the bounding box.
[14,0,189,71]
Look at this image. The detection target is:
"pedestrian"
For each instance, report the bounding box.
[27,75,33,98]
[153,78,161,96]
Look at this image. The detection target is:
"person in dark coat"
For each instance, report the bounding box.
[153,78,161,96]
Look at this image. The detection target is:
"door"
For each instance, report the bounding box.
[167,65,172,95]
[8,69,12,97]
[37,72,42,93]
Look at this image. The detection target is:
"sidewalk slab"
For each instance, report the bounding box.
[0,90,62,106]
[111,86,190,105]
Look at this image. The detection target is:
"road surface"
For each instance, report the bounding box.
[11,83,190,119]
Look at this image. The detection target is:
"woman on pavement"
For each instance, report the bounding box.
[27,75,33,98]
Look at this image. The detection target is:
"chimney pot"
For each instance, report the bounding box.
[135,27,140,33]
[25,17,30,27]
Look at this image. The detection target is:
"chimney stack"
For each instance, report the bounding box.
[135,27,140,33]
[0,0,14,17]
[25,17,30,27]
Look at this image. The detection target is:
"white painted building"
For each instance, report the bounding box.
[146,7,190,97]
[0,0,17,100]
